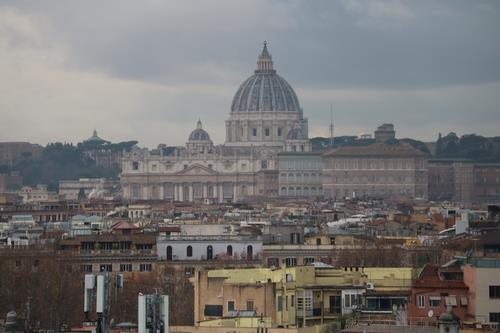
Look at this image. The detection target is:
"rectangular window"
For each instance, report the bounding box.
[278,128,282,136]
[285,257,297,267]
[120,263,132,272]
[140,263,152,272]
[297,291,313,312]
[304,257,315,265]
[329,295,341,314]
[227,300,235,312]
[100,242,113,252]
[344,294,351,308]
[277,296,283,311]
[246,300,254,311]
[344,294,360,308]
[261,160,268,169]
[445,296,457,307]
[417,295,425,308]
[252,128,257,137]
[99,264,112,272]
[132,161,139,170]
[429,296,441,307]
[265,128,270,136]
[81,264,93,272]
[204,305,223,317]
[490,313,500,323]
[81,242,95,252]
[137,244,153,254]
[489,286,500,298]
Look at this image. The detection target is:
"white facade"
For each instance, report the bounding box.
[157,236,263,261]
[121,43,309,202]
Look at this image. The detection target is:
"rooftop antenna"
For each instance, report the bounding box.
[329,103,334,147]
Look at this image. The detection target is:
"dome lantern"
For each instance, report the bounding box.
[256,41,274,73]
[230,42,301,113]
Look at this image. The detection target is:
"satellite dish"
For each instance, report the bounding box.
[428,310,434,318]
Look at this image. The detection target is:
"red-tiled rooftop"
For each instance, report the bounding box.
[111,220,138,230]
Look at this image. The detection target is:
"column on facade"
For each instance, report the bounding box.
[225,121,231,142]
[232,121,237,143]
[188,183,194,202]
[218,183,223,203]
[233,183,238,202]
[178,184,184,202]
[173,184,178,201]
[203,183,208,198]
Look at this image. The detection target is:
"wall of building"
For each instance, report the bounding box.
[157,238,263,261]
[323,155,428,200]
[463,265,500,323]
[278,153,323,197]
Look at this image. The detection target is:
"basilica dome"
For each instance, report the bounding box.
[230,42,301,113]
[188,120,211,141]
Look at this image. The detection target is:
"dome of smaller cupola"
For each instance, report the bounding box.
[287,124,306,140]
[188,120,211,141]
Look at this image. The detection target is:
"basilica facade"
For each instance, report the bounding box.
[121,43,311,202]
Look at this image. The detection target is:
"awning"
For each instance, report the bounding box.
[445,296,457,306]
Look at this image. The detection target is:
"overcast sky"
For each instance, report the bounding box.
[1,0,499,148]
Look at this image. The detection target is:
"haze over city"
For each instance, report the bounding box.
[3,1,500,333]
[1,0,499,147]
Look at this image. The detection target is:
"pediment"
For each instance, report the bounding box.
[175,163,217,176]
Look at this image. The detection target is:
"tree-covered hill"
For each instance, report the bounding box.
[0,141,137,190]
[435,133,500,162]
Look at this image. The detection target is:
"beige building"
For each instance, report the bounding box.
[121,43,309,202]
[278,152,323,198]
[463,259,500,323]
[322,143,428,200]
[192,266,415,328]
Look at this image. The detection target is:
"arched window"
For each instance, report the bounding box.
[247,245,253,260]
[227,245,233,256]
[207,245,213,260]
[166,246,173,261]
[187,245,193,257]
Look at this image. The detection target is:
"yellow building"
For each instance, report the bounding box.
[192,266,416,328]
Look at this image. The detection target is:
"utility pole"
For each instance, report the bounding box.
[329,103,334,147]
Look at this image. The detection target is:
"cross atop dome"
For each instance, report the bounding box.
[256,41,274,72]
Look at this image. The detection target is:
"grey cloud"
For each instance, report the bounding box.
[0,0,499,147]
